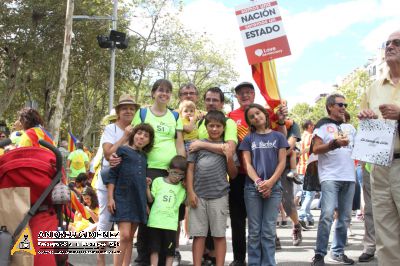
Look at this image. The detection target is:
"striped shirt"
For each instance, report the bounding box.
[188,140,239,199]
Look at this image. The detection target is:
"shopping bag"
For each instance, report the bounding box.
[0,187,34,266]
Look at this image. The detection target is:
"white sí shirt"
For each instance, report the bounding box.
[314,123,356,183]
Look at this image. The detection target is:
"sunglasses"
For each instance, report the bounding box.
[385,39,400,48]
[334,102,348,108]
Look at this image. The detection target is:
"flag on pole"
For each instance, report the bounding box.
[252,60,281,111]
[70,192,92,220]
[68,131,77,152]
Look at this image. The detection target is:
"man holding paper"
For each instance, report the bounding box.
[358,29,400,266]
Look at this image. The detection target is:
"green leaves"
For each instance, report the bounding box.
[0,0,237,145]
[289,69,371,128]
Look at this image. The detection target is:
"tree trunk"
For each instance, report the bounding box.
[0,50,22,118]
[48,0,74,145]
[80,101,94,143]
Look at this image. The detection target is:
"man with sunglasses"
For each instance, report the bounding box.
[358,29,400,266]
[311,93,356,266]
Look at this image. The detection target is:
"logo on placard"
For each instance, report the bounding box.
[254,47,278,57]
[255,49,263,57]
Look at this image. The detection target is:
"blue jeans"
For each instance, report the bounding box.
[244,182,282,266]
[298,189,316,222]
[315,180,355,257]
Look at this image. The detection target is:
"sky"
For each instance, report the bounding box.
[179,0,400,108]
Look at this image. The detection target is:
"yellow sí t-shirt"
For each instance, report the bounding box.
[182,117,198,141]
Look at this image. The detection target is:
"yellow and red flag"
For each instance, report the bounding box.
[21,126,55,148]
[252,60,281,111]
[70,192,92,220]
[68,131,77,152]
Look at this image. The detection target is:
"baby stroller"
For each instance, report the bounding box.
[0,139,68,266]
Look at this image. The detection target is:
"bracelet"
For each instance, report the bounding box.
[277,120,285,126]
[254,178,262,189]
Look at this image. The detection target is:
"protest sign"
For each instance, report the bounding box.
[351,119,398,166]
[235,0,291,64]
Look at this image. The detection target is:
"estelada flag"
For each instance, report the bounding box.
[68,131,77,152]
[24,126,55,147]
[71,191,92,220]
[252,60,281,111]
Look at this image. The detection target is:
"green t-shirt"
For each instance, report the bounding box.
[197,117,238,143]
[147,177,186,231]
[132,108,183,170]
[68,149,89,178]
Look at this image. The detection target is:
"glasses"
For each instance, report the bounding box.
[169,169,185,180]
[385,39,400,48]
[180,92,197,96]
[334,102,348,108]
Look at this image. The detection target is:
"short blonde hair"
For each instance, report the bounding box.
[178,100,196,114]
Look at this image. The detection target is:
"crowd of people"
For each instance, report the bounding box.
[0,29,399,266]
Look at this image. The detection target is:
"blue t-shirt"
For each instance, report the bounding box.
[239,131,289,185]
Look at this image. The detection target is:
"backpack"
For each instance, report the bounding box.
[139,107,180,138]
[139,107,179,123]
[302,117,339,192]
[303,157,321,192]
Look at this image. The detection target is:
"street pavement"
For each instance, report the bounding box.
[69,210,378,265]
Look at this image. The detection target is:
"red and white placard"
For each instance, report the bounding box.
[235,0,291,64]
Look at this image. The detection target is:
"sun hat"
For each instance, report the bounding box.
[115,93,140,109]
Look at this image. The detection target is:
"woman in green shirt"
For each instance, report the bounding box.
[132,78,185,265]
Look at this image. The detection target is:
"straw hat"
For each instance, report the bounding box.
[115,93,140,109]
[101,109,117,126]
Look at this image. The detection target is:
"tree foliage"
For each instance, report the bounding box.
[289,69,371,130]
[0,0,237,146]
